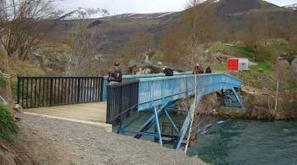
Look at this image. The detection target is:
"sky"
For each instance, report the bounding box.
[58,0,297,15]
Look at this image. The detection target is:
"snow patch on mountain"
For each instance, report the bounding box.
[59,7,110,20]
[285,3,297,10]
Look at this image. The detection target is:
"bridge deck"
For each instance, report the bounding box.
[24,102,107,123]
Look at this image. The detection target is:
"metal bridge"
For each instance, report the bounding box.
[17,72,243,151]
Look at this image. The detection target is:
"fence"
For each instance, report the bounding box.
[106,80,139,124]
[17,77,104,108]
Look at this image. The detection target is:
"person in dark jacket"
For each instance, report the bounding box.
[163,67,174,76]
[193,64,204,74]
[205,66,212,73]
[108,62,122,85]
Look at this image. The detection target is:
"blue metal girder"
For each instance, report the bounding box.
[175,96,201,150]
[134,101,173,139]
[112,73,244,150]
[232,88,243,107]
[133,109,164,139]
[164,109,179,134]
[132,100,180,145]
[153,106,163,145]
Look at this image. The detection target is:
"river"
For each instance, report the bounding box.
[188,119,297,165]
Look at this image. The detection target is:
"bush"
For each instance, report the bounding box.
[0,104,17,141]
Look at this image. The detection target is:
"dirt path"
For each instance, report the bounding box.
[17,113,205,165]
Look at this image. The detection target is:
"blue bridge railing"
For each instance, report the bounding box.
[102,72,192,101]
[137,73,242,111]
[107,72,243,151]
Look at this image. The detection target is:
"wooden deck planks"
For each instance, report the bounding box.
[25,102,107,123]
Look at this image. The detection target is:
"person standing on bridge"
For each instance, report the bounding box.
[108,62,123,85]
[205,66,212,74]
[193,64,204,74]
[163,67,174,76]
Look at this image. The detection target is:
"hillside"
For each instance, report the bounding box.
[42,0,297,56]
[43,12,179,55]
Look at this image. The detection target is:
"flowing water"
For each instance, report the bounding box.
[188,119,297,165]
[113,112,297,165]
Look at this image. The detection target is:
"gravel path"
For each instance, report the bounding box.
[18,113,205,165]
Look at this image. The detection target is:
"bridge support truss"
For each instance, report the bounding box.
[107,73,244,151]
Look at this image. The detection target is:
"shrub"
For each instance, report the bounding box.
[0,104,17,141]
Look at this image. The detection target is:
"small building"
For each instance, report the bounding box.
[227,58,249,71]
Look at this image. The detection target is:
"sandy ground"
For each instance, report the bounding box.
[15,113,205,165]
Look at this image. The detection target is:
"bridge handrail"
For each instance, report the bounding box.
[137,73,242,111]
[102,72,193,101]
[106,80,139,123]
[17,76,104,108]
[139,73,241,83]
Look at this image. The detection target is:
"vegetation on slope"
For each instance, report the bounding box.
[0,104,17,141]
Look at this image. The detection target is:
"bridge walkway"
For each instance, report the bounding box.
[24,102,107,123]
[17,72,243,152]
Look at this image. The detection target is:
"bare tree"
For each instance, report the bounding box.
[64,9,108,76]
[0,0,60,104]
[0,0,58,60]
[183,0,218,67]
[160,0,219,67]
[0,44,12,103]
[121,32,155,66]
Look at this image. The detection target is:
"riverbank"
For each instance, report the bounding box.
[196,90,297,121]
[1,113,205,165]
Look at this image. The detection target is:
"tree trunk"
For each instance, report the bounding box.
[0,45,12,104]
[274,79,279,111]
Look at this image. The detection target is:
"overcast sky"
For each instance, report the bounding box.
[58,0,297,15]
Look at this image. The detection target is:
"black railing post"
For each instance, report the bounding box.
[17,77,21,104]
[15,76,104,108]
[77,78,81,103]
[106,84,111,124]
[100,77,104,101]
[106,80,139,124]
[26,79,29,108]
[49,78,53,106]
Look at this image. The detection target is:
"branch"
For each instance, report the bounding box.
[0,70,11,79]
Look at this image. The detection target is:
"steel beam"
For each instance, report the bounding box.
[232,88,243,107]
[164,109,179,134]
[153,106,163,145]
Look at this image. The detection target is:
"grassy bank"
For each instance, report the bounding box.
[0,104,17,141]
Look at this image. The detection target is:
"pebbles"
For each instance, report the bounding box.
[20,113,205,165]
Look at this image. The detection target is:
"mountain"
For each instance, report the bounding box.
[44,12,179,54]
[285,3,297,10]
[57,7,110,20]
[44,0,297,55]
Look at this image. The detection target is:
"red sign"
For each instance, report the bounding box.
[227,58,239,71]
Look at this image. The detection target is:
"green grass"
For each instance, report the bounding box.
[212,62,227,71]
[225,44,256,59]
[250,61,273,74]
[0,78,5,87]
[211,42,279,62]
[11,80,17,96]
[0,104,17,141]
